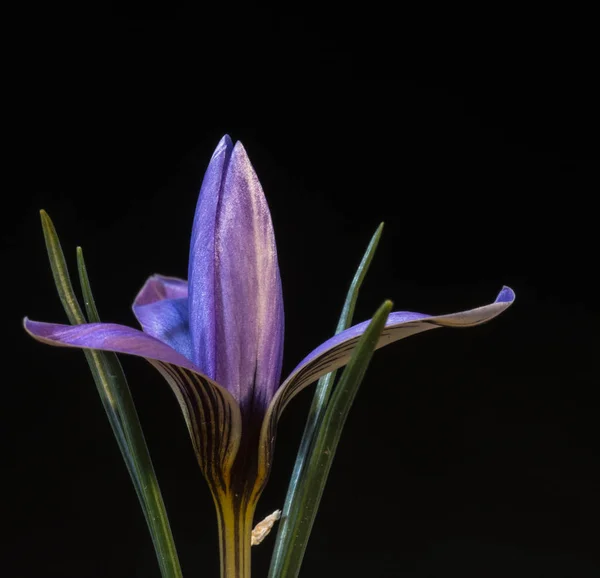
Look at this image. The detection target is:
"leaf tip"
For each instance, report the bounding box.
[39,209,56,236]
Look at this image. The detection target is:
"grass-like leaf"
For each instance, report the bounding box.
[269,224,384,578]
[40,212,183,578]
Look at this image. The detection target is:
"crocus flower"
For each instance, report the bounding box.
[25,135,514,577]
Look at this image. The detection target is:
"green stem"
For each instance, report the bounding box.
[214,493,255,578]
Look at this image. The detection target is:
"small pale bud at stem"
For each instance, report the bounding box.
[251,509,281,546]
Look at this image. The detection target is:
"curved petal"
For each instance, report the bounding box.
[280,285,514,411]
[189,137,285,412]
[133,298,193,361]
[132,274,192,359]
[133,274,188,307]
[24,318,242,489]
[149,361,241,495]
[257,286,515,475]
[25,318,203,374]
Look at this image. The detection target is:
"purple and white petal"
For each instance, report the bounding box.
[211,142,284,410]
[188,137,284,410]
[274,286,515,416]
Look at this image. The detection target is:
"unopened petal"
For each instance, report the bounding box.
[212,141,284,411]
[188,137,284,413]
[188,135,233,377]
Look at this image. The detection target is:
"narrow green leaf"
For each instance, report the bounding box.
[269,224,384,578]
[40,210,86,325]
[335,223,384,335]
[76,246,182,578]
[270,300,393,578]
[40,213,183,578]
[76,247,101,322]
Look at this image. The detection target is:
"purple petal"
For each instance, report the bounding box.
[188,135,233,377]
[133,274,188,307]
[188,137,285,412]
[133,299,192,361]
[132,275,192,360]
[24,318,204,374]
[272,286,515,416]
[24,317,243,491]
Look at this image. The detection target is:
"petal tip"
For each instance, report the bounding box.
[211,135,234,163]
[133,274,189,309]
[231,140,250,162]
[22,317,48,342]
[496,286,516,304]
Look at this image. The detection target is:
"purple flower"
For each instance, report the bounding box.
[25,136,514,571]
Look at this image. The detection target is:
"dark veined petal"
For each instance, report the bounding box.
[133,275,192,360]
[24,318,241,488]
[149,361,241,496]
[189,137,285,412]
[257,286,515,477]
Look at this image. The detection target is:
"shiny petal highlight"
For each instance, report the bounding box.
[212,142,284,411]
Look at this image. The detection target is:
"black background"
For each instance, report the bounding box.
[4,21,599,577]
